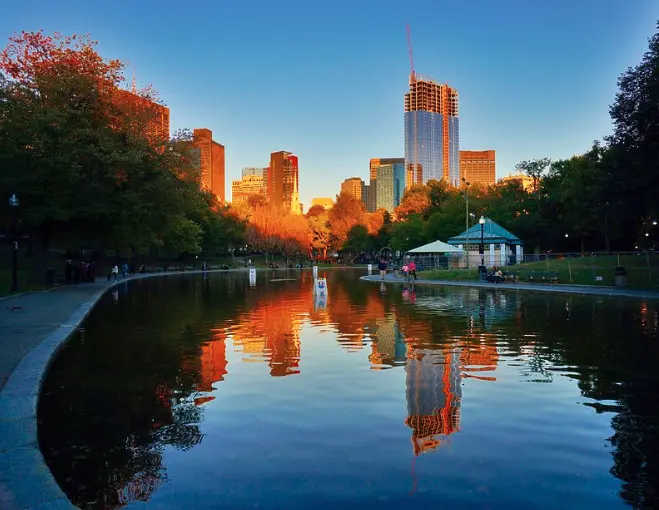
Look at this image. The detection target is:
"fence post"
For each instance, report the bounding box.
[591,252,596,282]
[568,255,572,283]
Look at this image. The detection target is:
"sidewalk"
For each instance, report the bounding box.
[0,280,116,390]
[361,273,659,300]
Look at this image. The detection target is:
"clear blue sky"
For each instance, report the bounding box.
[1,0,658,207]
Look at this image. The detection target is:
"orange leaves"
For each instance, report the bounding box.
[246,204,311,255]
[0,30,123,87]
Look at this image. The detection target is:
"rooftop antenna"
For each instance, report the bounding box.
[407,24,416,84]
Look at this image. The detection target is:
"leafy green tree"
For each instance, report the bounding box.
[344,224,373,255]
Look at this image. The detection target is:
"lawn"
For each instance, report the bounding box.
[419,254,659,290]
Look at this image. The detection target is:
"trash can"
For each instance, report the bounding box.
[478,265,487,282]
[45,267,55,285]
[614,266,627,288]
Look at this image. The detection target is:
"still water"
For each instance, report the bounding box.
[38,269,659,509]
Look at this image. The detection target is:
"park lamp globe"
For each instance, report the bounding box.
[479,216,485,225]
[8,194,19,207]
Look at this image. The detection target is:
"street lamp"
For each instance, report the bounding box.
[8,193,19,292]
[479,215,485,268]
[462,178,471,269]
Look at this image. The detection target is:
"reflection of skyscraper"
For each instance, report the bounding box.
[369,315,407,368]
[405,348,462,456]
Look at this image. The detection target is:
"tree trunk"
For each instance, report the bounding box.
[603,212,611,253]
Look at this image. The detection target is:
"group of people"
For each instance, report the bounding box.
[64,259,96,284]
[376,258,417,281]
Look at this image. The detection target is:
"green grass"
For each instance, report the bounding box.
[419,254,659,290]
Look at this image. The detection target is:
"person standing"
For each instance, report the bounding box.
[112,264,119,281]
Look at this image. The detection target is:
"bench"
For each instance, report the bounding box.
[503,271,519,283]
[528,271,559,283]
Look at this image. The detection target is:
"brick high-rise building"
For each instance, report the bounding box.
[341,177,364,201]
[404,76,459,186]
[113,89,170,145]
[459,150,496,187]
[267,151,300,214]
[192,128,225,202]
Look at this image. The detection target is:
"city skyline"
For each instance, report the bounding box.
[1,1,657,206]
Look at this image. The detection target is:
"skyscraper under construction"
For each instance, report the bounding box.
[404,76,459,187]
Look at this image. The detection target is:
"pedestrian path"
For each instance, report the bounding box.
[361,274,659,300]
[0,280,116,390]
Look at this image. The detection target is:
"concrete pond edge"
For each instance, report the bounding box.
[0,269,237,510]
[359,274,659,300]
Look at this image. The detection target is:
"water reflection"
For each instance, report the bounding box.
[38,270,659,509]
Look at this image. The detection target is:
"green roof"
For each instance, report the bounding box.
[447,218,523,246]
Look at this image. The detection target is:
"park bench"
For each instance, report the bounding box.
[503,271,519,283]
[528,271,560,283]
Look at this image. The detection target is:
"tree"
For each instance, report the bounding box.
[516,158,551,193]
[344,224,372,256]
[307,212,330,260]
[395,184,431,220]
[609,22,659,233]
[328,192,365,250]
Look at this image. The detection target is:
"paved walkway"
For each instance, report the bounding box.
[361,274,659,300]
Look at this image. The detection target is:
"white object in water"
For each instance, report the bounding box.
[313,277,327,296]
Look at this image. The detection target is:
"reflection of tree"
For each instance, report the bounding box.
[38,276,233,508]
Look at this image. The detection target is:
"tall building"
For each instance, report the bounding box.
[499,173,534,191]
[371,158,404,212]
[192,128,225,202]
[341,177,364,201]
[404,76,459,186]
[406,163,423,190]
[459,150,496,186]
[231,174,265,203]
[242,167,264,179]
[113,89,170,145]
[362,184,372,212]
[267,151,300,214]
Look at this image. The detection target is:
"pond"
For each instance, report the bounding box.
[38,269,659,509]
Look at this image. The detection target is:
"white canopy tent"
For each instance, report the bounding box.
[405,240,464,270]
[407,240,465,254]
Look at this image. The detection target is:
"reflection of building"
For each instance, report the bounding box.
[405,76,459,186]
[341,177,364,201]
[369,315,407,368]
[197,336,228,394]
[267,151,300,214]
[405,348,462,456]
[193,128,225,202]
[459,150,496,187]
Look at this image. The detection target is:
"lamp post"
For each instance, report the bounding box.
[462,178,470,269]
[8,193,19,292]
[479,215,485,268]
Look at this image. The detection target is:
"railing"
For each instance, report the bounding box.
[517,251,659,288]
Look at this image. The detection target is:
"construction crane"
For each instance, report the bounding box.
[407,24,416,83]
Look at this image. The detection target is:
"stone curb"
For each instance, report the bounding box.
[359,275,659,300]
[0,269,232,510]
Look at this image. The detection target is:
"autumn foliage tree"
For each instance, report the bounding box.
[0,30,237,272]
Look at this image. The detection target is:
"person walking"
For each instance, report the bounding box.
[378,259,387,280]
[408,260,417,281]
[111,264,119,281]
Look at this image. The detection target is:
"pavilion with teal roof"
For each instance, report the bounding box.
[447,218,524,267]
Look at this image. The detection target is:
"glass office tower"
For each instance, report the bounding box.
[404,76,459,186]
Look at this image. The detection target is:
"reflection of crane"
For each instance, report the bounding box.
[407,24,415,83]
